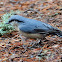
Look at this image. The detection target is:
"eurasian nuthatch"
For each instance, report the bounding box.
[7,15,62,40]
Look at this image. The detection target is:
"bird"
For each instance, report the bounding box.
[7,15,62,42]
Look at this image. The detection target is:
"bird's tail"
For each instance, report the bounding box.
[47,28,62,37]
[52,28,62,37]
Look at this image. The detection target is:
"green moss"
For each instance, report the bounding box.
[0,10,21,36]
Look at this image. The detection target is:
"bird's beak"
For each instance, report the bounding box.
[5,22,9,24]
[6,23,9,24]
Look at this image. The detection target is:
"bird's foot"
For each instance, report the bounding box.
[28,39,49,48]
[21,45,28,53]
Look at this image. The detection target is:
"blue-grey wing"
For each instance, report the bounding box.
[18,21,54,34]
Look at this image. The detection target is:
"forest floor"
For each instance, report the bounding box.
[0,0,62,62]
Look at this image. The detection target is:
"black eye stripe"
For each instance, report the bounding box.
[9,19,24,23]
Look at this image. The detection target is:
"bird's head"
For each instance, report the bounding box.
[7,15,26,30]
[8,15,25,26]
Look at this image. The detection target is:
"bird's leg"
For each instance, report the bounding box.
[36,38,41,44]
[29,38,49,48]
[19,35,28,52]
[19,34,28,43]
